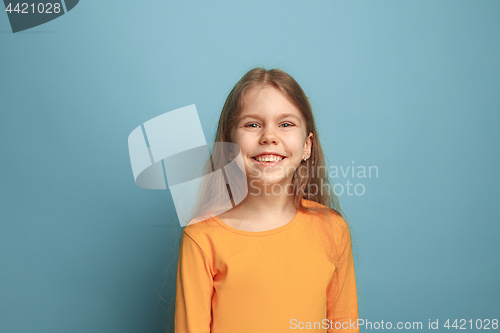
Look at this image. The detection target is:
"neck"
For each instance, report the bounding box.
[242,191,295,215]
[237,177,297,217]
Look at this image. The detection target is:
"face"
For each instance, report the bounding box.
[230,85,313,190]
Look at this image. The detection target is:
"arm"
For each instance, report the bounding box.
[326,225,359,332]
[175,230,214,333]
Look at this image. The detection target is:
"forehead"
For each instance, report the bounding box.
[239,85,303,120]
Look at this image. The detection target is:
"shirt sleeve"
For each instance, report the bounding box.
[175,230,214,333]
[326,224,359,332]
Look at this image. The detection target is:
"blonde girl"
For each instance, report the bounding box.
[174,67,359,332]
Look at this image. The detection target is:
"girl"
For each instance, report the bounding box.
[174,68,359,332]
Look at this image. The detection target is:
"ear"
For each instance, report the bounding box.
[303,132,313,159]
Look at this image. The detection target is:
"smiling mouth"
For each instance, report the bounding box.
[251,154,286,163]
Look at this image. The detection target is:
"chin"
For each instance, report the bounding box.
[249,177,288,187]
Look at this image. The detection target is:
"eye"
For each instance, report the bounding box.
[280,122,294,128]
[245,123,259,128]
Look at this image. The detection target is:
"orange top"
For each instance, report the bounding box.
[175,198,359,333]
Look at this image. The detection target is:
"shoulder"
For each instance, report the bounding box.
[301,200,356,257]
[301,198,348,228]
[181,216,223,256]
[300,198,351,247]
[183,216,219,238]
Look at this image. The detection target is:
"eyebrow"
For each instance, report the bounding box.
[239,113,301,122]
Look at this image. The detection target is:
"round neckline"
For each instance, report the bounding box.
[211,200,305,236]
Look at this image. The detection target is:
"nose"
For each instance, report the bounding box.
[259,127,279,145]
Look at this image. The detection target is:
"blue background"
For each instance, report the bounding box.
[1,1,499,332]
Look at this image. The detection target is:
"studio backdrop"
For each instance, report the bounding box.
[1,1,499,332]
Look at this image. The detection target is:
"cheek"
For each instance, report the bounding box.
[232,132,254,155]
[282,133,305,155]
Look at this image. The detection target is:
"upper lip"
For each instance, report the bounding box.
[252,152,286,158]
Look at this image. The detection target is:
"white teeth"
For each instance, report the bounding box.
[256,155,283,162]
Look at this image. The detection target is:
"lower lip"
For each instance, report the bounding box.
[251,157,286,167]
